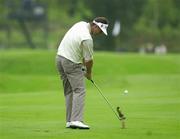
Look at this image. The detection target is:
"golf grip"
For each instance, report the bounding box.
[90,80,121,121]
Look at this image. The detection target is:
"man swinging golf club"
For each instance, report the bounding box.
[56,17,109,129]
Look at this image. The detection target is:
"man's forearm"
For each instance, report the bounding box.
[85,60,93,74]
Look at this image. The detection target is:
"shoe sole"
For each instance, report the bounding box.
[69,125,90,129]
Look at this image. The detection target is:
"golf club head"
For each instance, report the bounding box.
[116,106,126,129]
[116,107,126,120]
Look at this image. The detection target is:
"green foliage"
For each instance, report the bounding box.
[0,0,180,51]
[134,0,180,51]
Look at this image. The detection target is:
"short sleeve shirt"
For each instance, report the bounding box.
[57,21,93,63]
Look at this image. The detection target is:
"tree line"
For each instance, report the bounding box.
[0,0,180,52]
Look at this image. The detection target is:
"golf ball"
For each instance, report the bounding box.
[124,90,128,94]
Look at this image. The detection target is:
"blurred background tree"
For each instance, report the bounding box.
[134,0,180,52]
[0,0,179,52]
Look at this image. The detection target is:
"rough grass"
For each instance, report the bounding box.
[0,50,180,139]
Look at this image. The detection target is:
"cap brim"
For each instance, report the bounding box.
[101,28,108,35]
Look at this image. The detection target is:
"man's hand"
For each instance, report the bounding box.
[83,59,93,80]
[85,73,92,80]
[82,66,92,80]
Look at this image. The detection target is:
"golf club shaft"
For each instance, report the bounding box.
[90,80,121,121]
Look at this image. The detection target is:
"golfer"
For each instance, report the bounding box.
[56,17,109,129]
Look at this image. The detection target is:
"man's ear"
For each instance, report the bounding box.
[92,23,97,28]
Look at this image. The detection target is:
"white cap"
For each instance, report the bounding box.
[93,20,108,35]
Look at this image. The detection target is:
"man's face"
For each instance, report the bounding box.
[91,25,102,35]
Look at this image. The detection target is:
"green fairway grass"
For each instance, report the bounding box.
[0,50,180,139]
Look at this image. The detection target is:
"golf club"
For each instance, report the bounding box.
[90,80,122,121]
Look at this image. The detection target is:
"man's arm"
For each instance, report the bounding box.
[82,40,93,80]
[84,59,93,80]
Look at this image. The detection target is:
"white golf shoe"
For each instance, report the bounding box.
[69,121,90,129]
[66,122,71,128]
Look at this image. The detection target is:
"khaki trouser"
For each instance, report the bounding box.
[56,55,85,122]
